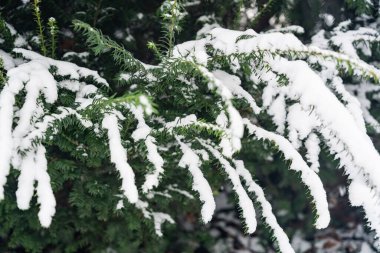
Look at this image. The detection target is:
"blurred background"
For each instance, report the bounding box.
[1,0,379,252]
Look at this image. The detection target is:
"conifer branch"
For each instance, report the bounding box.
[33,0,48,56]
[73,20,146,74]
[0,57,6,86]
[47,17,58,59]
[0,14,14,51]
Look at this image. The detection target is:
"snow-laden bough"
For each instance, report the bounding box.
[2,22,380,250]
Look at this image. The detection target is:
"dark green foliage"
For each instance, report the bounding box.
[0,14,14,52]
[1,0,380,253]
[73,20,146,74]
[251,0,284,31]
[0,57,5,85]
[346,0,374,14]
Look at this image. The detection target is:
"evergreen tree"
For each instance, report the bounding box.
[1,0,380,252]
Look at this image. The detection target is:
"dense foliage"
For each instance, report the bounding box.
[1,0,380,252]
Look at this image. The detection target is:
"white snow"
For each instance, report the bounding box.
[102,113,139,203]
[171,26,380,239]
[244,119,330,229]
[34,145,56,227]
[130,105,164,193]
[212,70,261,114]
[15,145,56,227]
[305,133,321,173]
[0,50,15,70]
[2,19,380,243]
[271,58,380,193]
[177,137,215,223]
[167,185,194,199]
[235,160,295,253]
[346,83,380,133]
[199,140,257,234]
[0,49,108,225]
[135,200,174,237]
